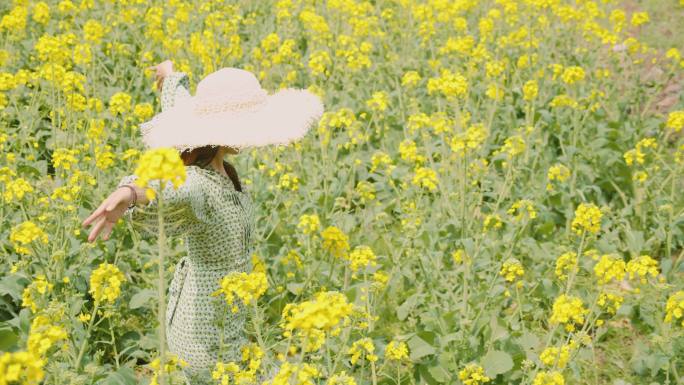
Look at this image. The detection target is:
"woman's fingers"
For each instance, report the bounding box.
[82,201,107,227]
[102,220,115,240]
[87,216,107,243]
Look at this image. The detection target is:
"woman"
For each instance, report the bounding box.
[81,60,323,384]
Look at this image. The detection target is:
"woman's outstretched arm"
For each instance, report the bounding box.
[81,183,143,242]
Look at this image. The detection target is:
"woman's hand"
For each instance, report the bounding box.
[146,59,174,91]
[82,187,135,242]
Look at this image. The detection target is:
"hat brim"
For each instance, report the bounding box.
[140,88,324,151]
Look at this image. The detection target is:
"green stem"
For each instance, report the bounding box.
[157,185,167,385]
[252,300,266,352]
[75,301,100,372]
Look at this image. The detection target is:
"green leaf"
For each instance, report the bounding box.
[427,364,450,383]
[481,350,513,377]
[129,289,156,310]
[408,334,436,361]
[396,293,419,321]
[0,322,18,351]
[97,367,137,385]
[0,275,27,301]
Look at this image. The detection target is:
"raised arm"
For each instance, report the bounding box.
[160,71,191,111]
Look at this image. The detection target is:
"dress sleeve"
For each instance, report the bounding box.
[160,71,191,111]
[117,165,204,238]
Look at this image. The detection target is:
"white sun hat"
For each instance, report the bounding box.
[139,67,325,153]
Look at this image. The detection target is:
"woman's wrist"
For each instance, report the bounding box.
[118,185,137,208]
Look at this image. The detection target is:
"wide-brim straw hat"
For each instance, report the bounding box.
[139,67,325,153]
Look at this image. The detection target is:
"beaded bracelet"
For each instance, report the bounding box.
[118,184,137,209]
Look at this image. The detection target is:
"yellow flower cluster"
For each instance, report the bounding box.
[133,148,187,201]
[523,79,538,101]
[571,203,602,235]
[593,254,626,285]
[212,343,264,384]
[398,139,425,164]
[262,362,319,385]
[308,50,332,77]
[411,166,438,192]
[665,110,684,132]
[211,271,268,313]
[554,252,578,281]
[89,263,125,304]
[149,353,188,385]
[499,258,524,283]
[539,342,575,368]
[3,178,33,203]
[450,123,488,157]
[625,255,659,283]
[241,343,264,373]
[507,199,536,222]
[550,294,589,332]
[327,371,357,385]
[21,274,54,313]
[280,291,354,351]
[347,337,378,365]
[427,68,468,99]
[560,66,585,84]
[365,91,389,113]
[27,322,68,357]
[108,91,131,115]
[623,137,657,167]
[346,245,377,273]
[546,164,570,191]
[664,291,684,327]
[355,180,376,204]
[458,363,491,385]
[384,340,409,361]
[597,292,624,316]
[630,11,649,26]
[212,360,261,385]
[483,214,503,232]
[497,135,526,160]
[532,370,565,385]
[0,351,45,385]
[321,226,350,259]
[297,214,321,235]
[10,221,48,255]
[401,70,421,88]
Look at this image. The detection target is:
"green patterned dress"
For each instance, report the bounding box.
[117,72,256,384]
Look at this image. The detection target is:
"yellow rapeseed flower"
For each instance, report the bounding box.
[346,245,377,273]
[10,221,48,255]
[211,271,268,313]
[596,292,623,316]
[0,351,45,384]
[555,252,577,281]
[664,290,684,327]
[625,255,659,284]
[500,258,524,283]
[523,79,538,101]
[507,199,536,221]
[89,263,125,304]
[458,363,491,385]
[665,110,684,132]
[571,203,602,235]
[321,226,350,259]
[539,343,574,368]
[133,148,187,201]
[550,294,588,332]
[384,340,409,361]
[532,370,565,385]
[593,254,626,285]
[297,214,321,235]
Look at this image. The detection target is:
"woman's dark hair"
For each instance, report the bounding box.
[179,146,242,192]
